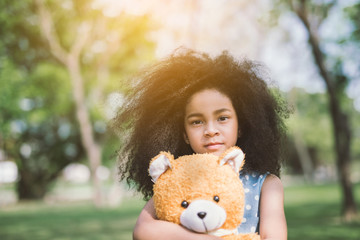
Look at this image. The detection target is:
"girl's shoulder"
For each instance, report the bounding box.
[260,173,284,195]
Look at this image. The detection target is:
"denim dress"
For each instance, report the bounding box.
[237,171,268,234]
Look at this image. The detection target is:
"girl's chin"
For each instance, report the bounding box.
[204,147,226,156]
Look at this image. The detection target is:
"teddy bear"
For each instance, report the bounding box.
[148,146,260,240]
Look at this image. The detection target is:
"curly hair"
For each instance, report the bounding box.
[113,49,289,200]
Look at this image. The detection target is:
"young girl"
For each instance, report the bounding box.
[114,49,289,240]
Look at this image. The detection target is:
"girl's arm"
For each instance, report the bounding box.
[259,174,287,240]
[133,198,221,240]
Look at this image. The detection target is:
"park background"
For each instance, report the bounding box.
[0,0,359,239]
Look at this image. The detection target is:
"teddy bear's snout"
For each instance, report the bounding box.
[180,199,227,233]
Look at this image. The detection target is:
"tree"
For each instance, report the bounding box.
[0,0,155,203]
[0,59,85,199]
[284,89,336,179]
[0,0,84,199]
[34,0,104,205]
[273,0,358,220]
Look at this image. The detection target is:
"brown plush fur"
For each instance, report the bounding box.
[150,147,260,240]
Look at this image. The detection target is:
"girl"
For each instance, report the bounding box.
[114,49,289,240]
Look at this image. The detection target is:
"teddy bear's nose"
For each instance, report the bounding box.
[197,212,207,219]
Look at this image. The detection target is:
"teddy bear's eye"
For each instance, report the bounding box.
[213,195,220,202]
[181,200,189,208]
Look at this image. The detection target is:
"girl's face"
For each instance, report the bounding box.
[184,89,239,156]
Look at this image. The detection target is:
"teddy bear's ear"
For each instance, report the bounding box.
[149,152,174,183]
[219,147,245,173]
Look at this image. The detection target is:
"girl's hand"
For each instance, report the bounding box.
[133,198,222,240]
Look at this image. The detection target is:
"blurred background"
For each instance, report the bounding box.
[0,0,359,239]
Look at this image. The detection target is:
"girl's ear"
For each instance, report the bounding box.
[149,152,174,182]
[183,133,190,144]
[218,147,245,173]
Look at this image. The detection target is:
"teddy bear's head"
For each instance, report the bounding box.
[149,147,245,234]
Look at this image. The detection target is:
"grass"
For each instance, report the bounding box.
[285,183,360,240]
[0,183,359,240]
[0,197,145,240]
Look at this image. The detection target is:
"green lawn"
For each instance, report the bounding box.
[285,183,360,240]
[0,183,359,240]
[0,197,145,240]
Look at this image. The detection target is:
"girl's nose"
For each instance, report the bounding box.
[204,123,219,137]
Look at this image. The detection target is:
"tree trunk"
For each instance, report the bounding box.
[293,129,313,182]
[17,170,47,200]
[16,155,61,200]
[66,55,103,207]
[293,0,357,220]
[330,100,356,221]
[35,0,103,206]
[288,90,314,182]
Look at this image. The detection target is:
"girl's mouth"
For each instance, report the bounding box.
[205,143,223,150]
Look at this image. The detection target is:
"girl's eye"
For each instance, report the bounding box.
[218,116,229,122]
[191,120,202,125]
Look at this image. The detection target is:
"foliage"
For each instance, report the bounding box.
[0,0,156,199]
[344,2,360,41]
[344,3,360,162]
[267,0,359,218]
[285,89,333,162]
[283,86,360,177]
[0,60,85,199]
